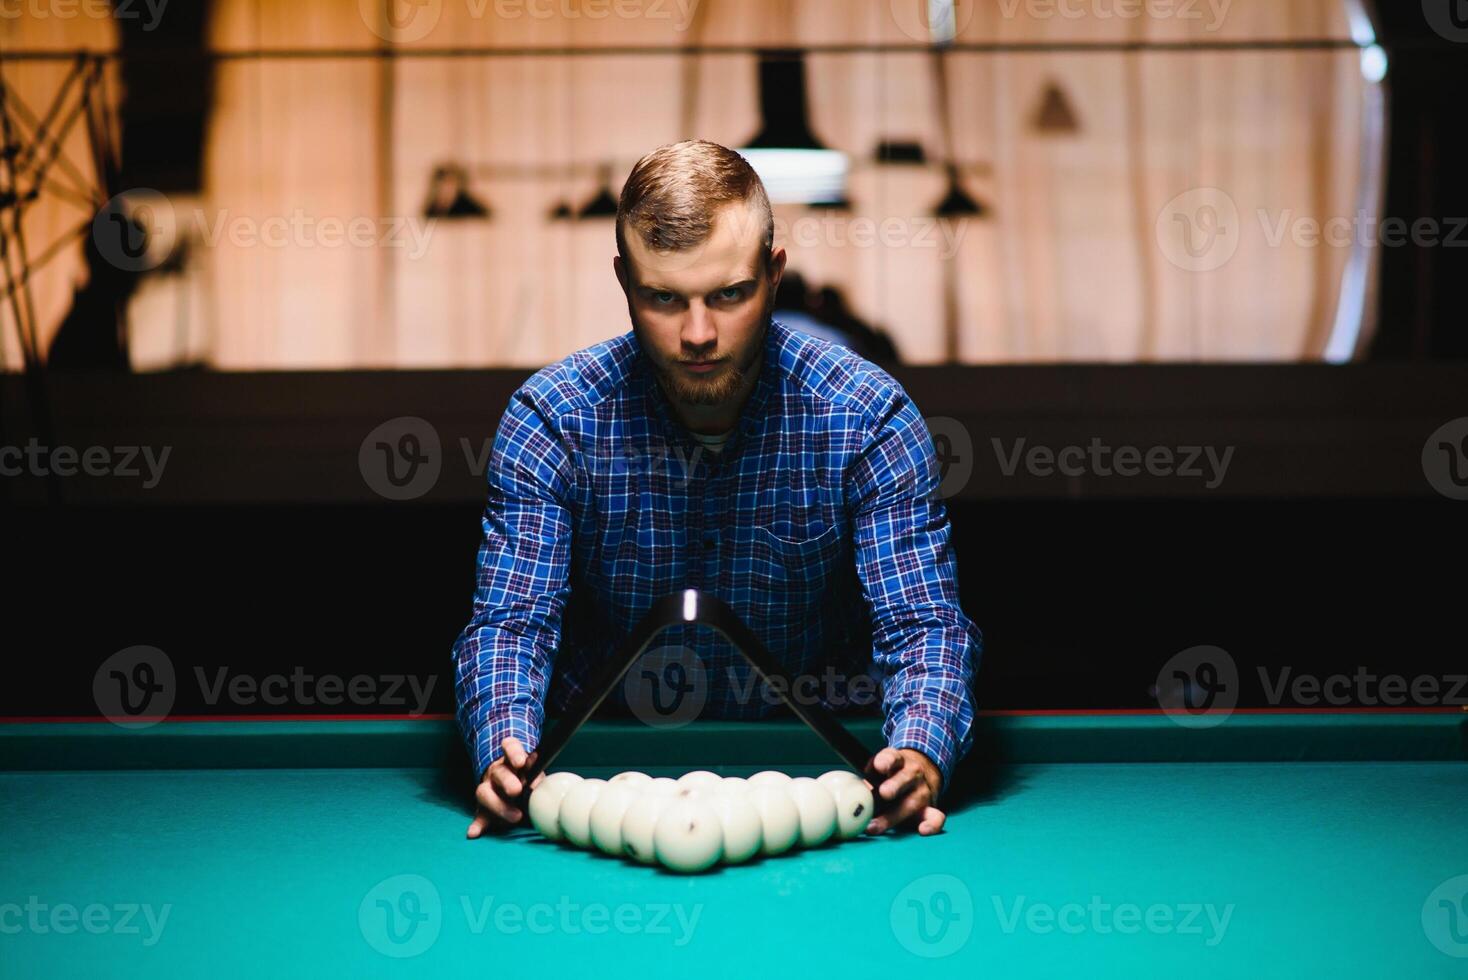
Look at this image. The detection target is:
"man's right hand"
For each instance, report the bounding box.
[466,736,540,839]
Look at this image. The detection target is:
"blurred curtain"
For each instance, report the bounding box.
[5,0,1376,368]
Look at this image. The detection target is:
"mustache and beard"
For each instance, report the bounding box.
[635,296,773,408]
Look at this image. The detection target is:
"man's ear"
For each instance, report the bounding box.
[613,254,630,295]
[767,246,788,294]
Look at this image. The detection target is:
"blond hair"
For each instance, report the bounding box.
[616,139,774,268]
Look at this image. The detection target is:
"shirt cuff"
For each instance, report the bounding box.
[885,710,962,793]
[466,709,541,779]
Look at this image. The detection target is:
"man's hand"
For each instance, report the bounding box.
[864,747,945,836]
[466,737,540,839]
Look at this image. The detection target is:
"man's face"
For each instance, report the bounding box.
[615,201,785,408]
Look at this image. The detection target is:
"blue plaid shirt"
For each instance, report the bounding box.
[452,319,981,785]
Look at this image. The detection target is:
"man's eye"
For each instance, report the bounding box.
[718,287,743,301]
[653,292,676,305]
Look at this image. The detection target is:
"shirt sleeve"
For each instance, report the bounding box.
[452,390,575,778]
[845,389,981,790]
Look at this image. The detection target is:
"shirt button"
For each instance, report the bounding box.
[702,534,717,549]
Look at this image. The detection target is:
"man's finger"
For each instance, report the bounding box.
[491,763,525,802]
[476,779,523,825]
[916,806,946,836]
[501,737,528,770]
[878,762,923,802]
[466,809,491,840]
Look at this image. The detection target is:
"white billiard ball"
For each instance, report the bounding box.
[609,771,653,789]
[527,771,582,841]
[589,783,640,856]
[746,784,800,856]
[646,777,680,797]
[677,770,723,792]
[621,794,672,865]
[816,770,861,795]
[720,776,749,794]
[831,778,875,840]
[709,790,762,864]
[747,770,794,790]
[653,798,723,873]
[789,777,838,848]
[557,778,606,848]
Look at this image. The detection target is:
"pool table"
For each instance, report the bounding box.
[2,711,1466,978]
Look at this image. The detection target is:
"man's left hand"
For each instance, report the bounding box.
[864,747,945,836]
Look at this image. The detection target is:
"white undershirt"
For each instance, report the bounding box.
[689,427,734,454]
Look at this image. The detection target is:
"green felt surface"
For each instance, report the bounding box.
[3,757,1467,977]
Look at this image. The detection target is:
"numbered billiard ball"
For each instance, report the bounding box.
[830,778,875,839]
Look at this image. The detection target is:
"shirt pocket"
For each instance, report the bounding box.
[747,523,844,614]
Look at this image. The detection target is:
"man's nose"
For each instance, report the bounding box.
[682,302,717,351]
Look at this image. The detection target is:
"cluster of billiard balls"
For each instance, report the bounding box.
[529,769,875,873]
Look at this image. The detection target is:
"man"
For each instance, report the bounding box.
[453,139,980,840]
